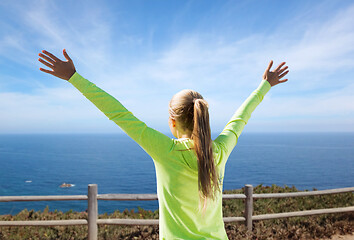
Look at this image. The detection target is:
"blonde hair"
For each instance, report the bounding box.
[169,89,220,205]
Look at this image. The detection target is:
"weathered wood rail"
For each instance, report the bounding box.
[0,184,353,240]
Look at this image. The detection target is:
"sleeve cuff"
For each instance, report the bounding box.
[68,71,81,84]
[256,80,271,96]
[68,72,91,90]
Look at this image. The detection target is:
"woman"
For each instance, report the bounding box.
[38,49,288,239]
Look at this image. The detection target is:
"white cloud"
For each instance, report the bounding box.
[285,5,354,72]
[256,85,354,118]
[0,88,120,133]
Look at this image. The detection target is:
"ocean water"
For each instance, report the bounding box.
[0,133,353,215]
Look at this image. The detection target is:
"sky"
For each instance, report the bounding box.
[0,0,353,134]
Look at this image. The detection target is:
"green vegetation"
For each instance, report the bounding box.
[0,185,353,239]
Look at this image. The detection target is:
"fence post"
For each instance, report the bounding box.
[244,184,253,231]
[88,184,98,240]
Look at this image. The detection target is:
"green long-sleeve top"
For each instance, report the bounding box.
[68,73,271,239]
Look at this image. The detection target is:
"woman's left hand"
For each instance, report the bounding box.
[38,49,76,81]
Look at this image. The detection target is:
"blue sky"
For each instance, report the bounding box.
[0,0,353,134]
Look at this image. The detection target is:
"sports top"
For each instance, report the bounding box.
[68,72,271,239]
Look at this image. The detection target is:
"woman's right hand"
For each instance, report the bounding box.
[263,60,289,87]
[38,49,76,81]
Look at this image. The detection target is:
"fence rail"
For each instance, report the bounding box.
[0,195,88,202]
[1,184,353,240]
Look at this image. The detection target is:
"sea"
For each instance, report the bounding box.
[0,133,353,215]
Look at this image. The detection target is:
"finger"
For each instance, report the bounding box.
[63,49,72,62]
[274,62,286,72]
[39,53,55,64]
[278,66,288,74]
[42,50,61,62]
[39,68,54,75]
[279,79,288,83]
[279,70,289,79]
[266,60,273,72]
[38,58,54,69]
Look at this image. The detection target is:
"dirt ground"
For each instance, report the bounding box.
[324,234,354,240]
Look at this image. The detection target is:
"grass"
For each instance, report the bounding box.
[0,184,353,239]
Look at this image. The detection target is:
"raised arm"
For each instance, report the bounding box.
[38,49,174,161]
[214,60,289,163]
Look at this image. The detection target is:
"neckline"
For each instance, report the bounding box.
[178,137,190,141]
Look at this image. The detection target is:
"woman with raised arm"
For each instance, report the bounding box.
[38,49,289,239]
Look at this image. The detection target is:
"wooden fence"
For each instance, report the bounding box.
[0,184,353,240]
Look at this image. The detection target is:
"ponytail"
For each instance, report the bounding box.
[169,90,220,208]
[192,99,220,202]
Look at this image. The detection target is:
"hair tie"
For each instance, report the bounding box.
[193,98,208,108]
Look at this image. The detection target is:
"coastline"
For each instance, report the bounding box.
[1,185,353,239]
